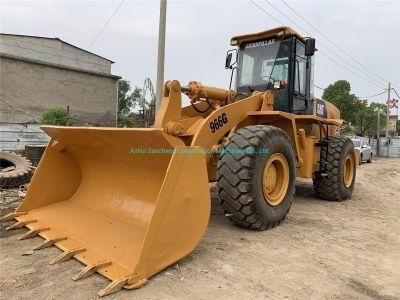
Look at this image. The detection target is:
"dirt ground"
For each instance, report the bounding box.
[0,158,399,299]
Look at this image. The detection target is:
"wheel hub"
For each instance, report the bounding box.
[262,153,289,206]
[343,154,354,188]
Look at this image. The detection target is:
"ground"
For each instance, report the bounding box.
[0,158,399,299]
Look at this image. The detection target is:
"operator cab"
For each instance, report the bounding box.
[227,27,316,115]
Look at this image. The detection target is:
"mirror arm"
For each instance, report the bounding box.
[228,66,237,92]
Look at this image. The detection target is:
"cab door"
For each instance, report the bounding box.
[292,39,313,115]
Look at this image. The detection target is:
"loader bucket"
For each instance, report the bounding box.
[1,126,211,296]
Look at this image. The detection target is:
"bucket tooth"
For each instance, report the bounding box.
[98,277,129,297]
[18,227,49,240]
[50,247,85,265]
[72,260,111,281]
[125,278,148,289]
[34,236,67,250]
[6,219,36,231]
[0,211,27,222]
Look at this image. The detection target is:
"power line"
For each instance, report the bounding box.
[260,0,387,89]
[318,52,385,90]
[259,0,386,89]
[392,88,400,99]
[249,0,283,25]
[280,0,390,86]
[87,0,125,49]
[263,1,309,36]
[358,90,388,99]
[249,1,390,91]
[314,85,325,91]
[314,85,388,98]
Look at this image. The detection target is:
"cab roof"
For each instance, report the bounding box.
[230,26,306,46]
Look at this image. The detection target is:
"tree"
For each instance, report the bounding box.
[322,80,361,125]
[38,106,73,126]
[397,119,400,136]
[117,79,142,127]
[119,114,139,127]
[368,102,387,137]
[322,80,388,137]
[350,102,386,137]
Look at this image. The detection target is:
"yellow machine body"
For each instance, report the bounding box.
[1,27,354,296]
[1,81,342,295]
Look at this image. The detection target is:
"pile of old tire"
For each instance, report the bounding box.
[0,151,33,189]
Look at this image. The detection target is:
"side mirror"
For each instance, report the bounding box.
[305,38,315,56]
[362,144,367,149]
[225,52,233,69]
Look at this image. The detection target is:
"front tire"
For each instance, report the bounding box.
[217,125,296,230]
[313,137,356,201]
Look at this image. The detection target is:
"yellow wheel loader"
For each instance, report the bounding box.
[1,27,357,296]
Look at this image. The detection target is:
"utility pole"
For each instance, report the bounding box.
[155,0,167,112]
[377,109,380,138]
[376,109,380,156]
[385,82,391,137]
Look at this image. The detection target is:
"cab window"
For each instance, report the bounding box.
[294,41,306,95]
[239,54,255,86]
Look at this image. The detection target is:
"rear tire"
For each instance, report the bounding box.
[367,153,372,163]
[313,137,356,201]
[217,125,296,230]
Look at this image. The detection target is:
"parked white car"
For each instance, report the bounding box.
[351,139,372,164]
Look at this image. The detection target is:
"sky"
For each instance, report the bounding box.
[1,0,399,108]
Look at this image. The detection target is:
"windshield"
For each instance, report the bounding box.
[237,38,290,91]
[351,140,361,147]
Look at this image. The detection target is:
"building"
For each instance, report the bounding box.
[0,33,120,126]
[388,99,399,136]
[388,115,398,136]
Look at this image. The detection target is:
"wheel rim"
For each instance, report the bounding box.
[343,154,354,188]
[262,153,289,206]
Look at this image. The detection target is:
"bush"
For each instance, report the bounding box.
[118,115,139,128]
[38,106,73,126]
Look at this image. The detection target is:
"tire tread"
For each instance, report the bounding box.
[217,125,294,230]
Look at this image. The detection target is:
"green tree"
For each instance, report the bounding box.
[38,106,73,126]
[355,105,374,136]
[322,80,361,124]
[118,79,142,127]
[119,114,140,127]
[368,102,387,137]
[397,119,400,136]
[353,102,386,137]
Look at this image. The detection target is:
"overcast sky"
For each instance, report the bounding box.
[1,0,399,106]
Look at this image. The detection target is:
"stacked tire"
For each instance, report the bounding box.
[0,151,33,189]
